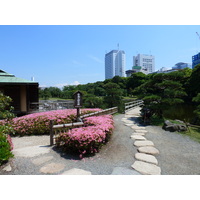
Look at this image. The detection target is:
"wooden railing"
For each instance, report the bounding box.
[124,100,144,113]
[49,106,118,145]
[80,107,118,119]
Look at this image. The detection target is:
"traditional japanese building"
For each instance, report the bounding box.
[0,69,39,116]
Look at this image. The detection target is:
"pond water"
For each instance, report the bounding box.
[163,104,196,123]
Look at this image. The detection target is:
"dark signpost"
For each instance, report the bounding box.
[74,91,83,121]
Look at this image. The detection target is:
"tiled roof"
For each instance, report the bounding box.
[0,69,38,84]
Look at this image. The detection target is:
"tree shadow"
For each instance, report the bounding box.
[51,146,96,161]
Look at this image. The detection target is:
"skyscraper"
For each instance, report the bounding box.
[133,54,155,74]
[105,50,126,79]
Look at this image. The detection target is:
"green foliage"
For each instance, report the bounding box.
[103,82,123,108]
[189,64,200,98]
[0,92,15,120]
[0,126,14,165]
[134,72,187,118]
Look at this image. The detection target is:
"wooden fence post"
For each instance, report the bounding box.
[50,120,54,146]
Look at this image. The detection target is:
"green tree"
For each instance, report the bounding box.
[0,92,15,120]
[189,64,200,99]
[192,93,200,124]
[103,82,123,108]
[134,72,187,118]
[126,72,146,96]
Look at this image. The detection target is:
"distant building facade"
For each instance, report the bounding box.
[133,54,155,74]
[192,52,200,69]
[0,69,39,116]
[105,50,126,79]
[172,62,192,70]
[125,66,147,77]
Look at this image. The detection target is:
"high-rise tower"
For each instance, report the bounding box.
[133,54,155,74]
[105,50,126,79]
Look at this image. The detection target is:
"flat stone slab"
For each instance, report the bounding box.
[135,153,158,165]
[32,156,54,166]
[134,140,154,147]
[138,146,159,155]
[131,161,161,175]
[133,130,148,133]
[61,168,92,175]
[125,124,134,126]
[13,145,51,158]
[131,126,146,130]
[111,167,141,175]
[40,163,65,174]
[132,132,145,136]
[131,135,146,140]
[2,164,12,172]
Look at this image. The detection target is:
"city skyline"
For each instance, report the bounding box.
[0,25,200,87]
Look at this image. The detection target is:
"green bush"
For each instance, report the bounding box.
[0,126,14,165]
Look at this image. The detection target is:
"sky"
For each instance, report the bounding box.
[0,25,200,88]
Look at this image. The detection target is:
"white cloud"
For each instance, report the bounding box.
[54,81,80,88]
[87,54,103,64]
[70,81,80,86]
[54,82,69,88]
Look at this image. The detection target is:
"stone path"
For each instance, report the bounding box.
[1,107,161,175]
[122,108,161,175]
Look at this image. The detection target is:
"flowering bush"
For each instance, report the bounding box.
[0,125,14,165]
[55,115,114,158]
[0,109,101,136]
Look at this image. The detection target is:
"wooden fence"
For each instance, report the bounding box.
[49,106,118,145]
[124,100,144,113]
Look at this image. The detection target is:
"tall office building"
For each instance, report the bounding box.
[192,52,200,69]
[133,54,155,74]
[105,50,126,79]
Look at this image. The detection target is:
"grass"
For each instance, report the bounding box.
[150,115,200,143]
[181,126,200,143]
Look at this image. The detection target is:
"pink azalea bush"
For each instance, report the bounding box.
[0,109,101,136]
[55,115,114,157]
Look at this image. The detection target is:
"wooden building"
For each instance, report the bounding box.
[0,70,39,116]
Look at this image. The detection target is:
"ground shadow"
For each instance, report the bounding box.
[51,146,96,161]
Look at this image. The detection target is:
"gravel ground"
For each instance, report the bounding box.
[2,108,200,175]
[145,125,200,175]
[0,114,137,175]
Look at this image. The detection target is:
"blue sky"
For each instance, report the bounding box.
[0,25,200,87]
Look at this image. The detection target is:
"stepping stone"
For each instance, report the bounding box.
[2,164,12,172]
[125,124,134,126]
[132,132,145,136]
[32,156,53,166]
[61,168,92,175]
[135,153,158,165]
[131,135,146,140]
[111,167,141,175]
[134,130,148,133]
[13,145,51,158]
[138,146,159,155]
[40,163,65,174]
[131,126,146,130]
[134,140,154,147]
[131,161,161,175]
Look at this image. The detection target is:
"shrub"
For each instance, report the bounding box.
[55,115,114,158]
[0,109,101,136]
[0,125,14,165]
